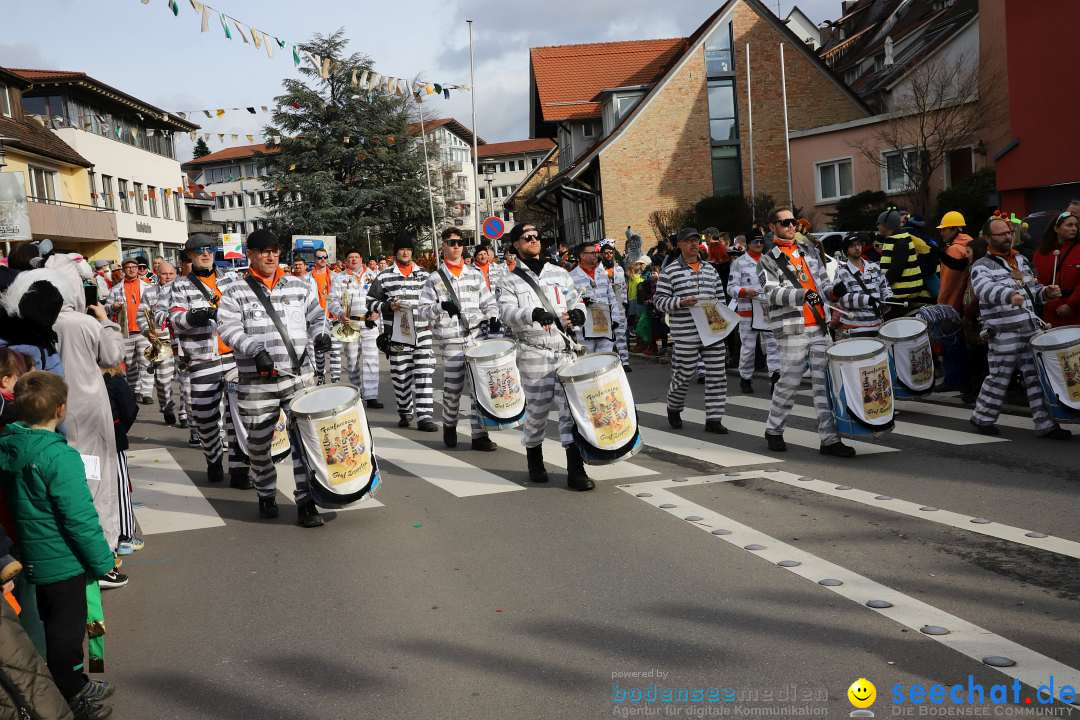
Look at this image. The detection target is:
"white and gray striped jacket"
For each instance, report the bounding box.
[327,271,372,321]
[652,257,727,343]
[971,254,1049,332]
[106,277,152,333]
[726,252,766,319]
[834,259,892,332]
[497,260,585,350]
[569,265,626,335]
[367,263,431,333]
[168,270,238,363]
[217,272,327,378]
[418,263,498,345]
[757,243,842,336]
[603,263,627,304]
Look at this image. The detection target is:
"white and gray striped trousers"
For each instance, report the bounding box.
[737,321,780,380]
[390,331,435,421]
[517,343,575,448]
[116,449,135,544]
[236,373,315,501]
[317,341,342,382]
[766,327,839,444]
[336,328,381,399]
[189,355,247,471]
[438,340,484,439]
[972,328,1054,432]
[122,335,153,398]
[149,355,176,415]
[668,340,728,421]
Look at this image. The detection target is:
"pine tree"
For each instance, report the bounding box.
[262,29,435,255]
[192,137,211,159]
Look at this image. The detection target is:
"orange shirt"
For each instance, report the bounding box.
[196,273,231,356]
[687,261,701,273]
[122,278,142,333]
[774,241,820,327]
[581,265,597,280]
[311,267,331,310]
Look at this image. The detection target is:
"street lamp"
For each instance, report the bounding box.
[484,170,495,218]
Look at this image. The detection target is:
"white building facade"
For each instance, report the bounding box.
[411,118,482,243]
[476,139,556,230]
[182,144,280,238]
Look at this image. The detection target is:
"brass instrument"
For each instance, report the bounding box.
[330,288,361,343]
[143,307,173,362]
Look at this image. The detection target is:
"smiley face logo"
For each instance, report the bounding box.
[848,678,876,709]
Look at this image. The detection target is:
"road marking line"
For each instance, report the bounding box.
[619,476,1080,694]
[682,470,1080,560]
[372,428,524,497]
[727,395,1006,446]
[894,399,1034,430]
[274,464,384,511]
[637,424,777,468]
[639,402,895,455]
[488,431,659,481]
[128,448,226,535]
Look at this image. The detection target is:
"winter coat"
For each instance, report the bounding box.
[938,233,974,312]
[0,600,74,720]
[103,373,138,453]
[0,423,114,585]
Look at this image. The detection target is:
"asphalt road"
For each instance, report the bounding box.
[103,355,1080,720]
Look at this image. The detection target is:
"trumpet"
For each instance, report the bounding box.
[330,290,361,343]
[143,307,172,362]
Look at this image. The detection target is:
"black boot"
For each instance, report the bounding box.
[704,420,728,434]
[526,445,548,483]
[565,445,595,491]
[366,398,385,409]
[229,467,253,490]
[471,434,498,452]
[206,458,224,483]
[417,419,438,432]
[765,432,787,452]
[163,409,176,426]
[258,495,279,519]
[820,441,856,458]
[398,415,411,428]
[443,425,458,448]
[667,408,683,429]
[740,378,754,394]
[296,498,325,528]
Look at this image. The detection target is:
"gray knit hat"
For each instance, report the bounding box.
[877,209,902,233]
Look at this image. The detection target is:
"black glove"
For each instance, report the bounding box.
[314,333,332,353]
[804,291,823,308]
[364,310,377,329]
[869,296,882,310]
[253,350,276,377]
[532,307,556,326]
[831,281,848,298]
[568,308,586,327]
[441,300,461,318]
[187,307,214,327]
[485,317,502,335]
[581,297,593,306]
[612,321,620,330]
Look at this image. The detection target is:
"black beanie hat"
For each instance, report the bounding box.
[246,229,280,251]
[393,232,415,252]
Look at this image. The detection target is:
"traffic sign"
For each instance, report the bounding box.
[482,216,505,241]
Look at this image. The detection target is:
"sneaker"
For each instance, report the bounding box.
[177,417,189,429]
[258,496,279,519]
[1039,425,1072,441]
[416,419,438,432]
[229,467,254,490]
[366,398,385,409]
[296,499,325,528]
[69,681,113,720]
[819,441,856,458]
[116,538,145,556]
[98,569,128,589]
[163,409,176,426]
[139,395,154,405]
[206,458,224,484]
[188,430,201,447]
[83,679,115,701]
[623,364,633,374]
[740,379,754,394]
[443,425,458,448]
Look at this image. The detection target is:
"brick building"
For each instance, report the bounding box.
[511,0,868,249]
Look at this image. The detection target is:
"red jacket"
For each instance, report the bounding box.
[1033,239,1080,326]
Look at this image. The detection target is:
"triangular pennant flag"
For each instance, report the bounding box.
[215,109,225,117]
[231,134,238,140]
[251,28,262,49]
[131,127,139,139]
[167,0,179,16]
[217,133,225,141]
[203,110,212,118]
[141,0,149,4]
[292,45,301,66]
[320,57,332,80]
[358,71,370,90]
[351,69,358,88]
[425,84,435,95]
[369,72,381,90]
[260,105,268,112]
[189,131,196,140]
[200,4,209,32]
[220,13,232,39]
[188,0,199,9]
[233,19,249,43]
[276,37,285,48]
[264,34,274,58]
[246,134,255,142]
[178,111,187,119]
[344,136,350,144]
[443,88,450,99]
[247,107,256,114]
[289,164,297,171]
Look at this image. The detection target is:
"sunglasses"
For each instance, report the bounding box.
[192,246,215,256]
[521,233,539,241]
[775,218,798,228]
[445,238,464,247]
[315,254,328,260]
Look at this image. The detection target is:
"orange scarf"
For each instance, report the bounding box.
[444,258,464,278]
[396,261,414,278]
[774,240,819,327]
[249,266,284,291]
[475,261,491,289]
[196,273,231,356]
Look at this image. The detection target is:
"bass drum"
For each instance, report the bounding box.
[557,352,641,465]
[464,339,526,430]
[825,338,895,437]
[225,367,290,463]
[878,317,934,398]
[290,384,381,508]
[1031,325,1080,424]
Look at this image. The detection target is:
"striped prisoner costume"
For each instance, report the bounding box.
[834,258,893,336]
[569,264,625,355]
[969,253,1056,434]
[169,270,247,474]
[368,263,435,422]
[497,260,586,448]
[137,281,179,419]
[604,262,630,363]
[107,277,154,398]
[418,263,499,438]
[327,269,380,400]
[217,271,327,501]
[727,252,780,380]
[652,257,729,422]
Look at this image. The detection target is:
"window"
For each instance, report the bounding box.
[615,94,642,120]
[259,191,269,205]
[118,179,130,213]
[101,175,114,210]
[162,189,171,219]
[0,83,10,117]
[498,162,507,173]
[532,157,539,169]
[517,159,525,171]
[479,187,486,200]
[815,159,853,202]
[226,195,234,209]
[248,192,257,206]
[148,186,159,217]
[707,80,738,143]
[946,147,974,188]
[174,193,183,222]
[705,21,734,76]
[582,122,595,138]
[883,148,919,192]
[28,166,57,201]
[134,182,146,215]
[236,193,244,207]
[711,147,740,197]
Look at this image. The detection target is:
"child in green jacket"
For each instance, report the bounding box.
[0,371,115,720]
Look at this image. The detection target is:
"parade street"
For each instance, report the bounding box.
[105,357,1080,720]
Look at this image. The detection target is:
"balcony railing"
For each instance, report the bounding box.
[27,196,118,243]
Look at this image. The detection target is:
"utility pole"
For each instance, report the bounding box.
[467,19,481,245]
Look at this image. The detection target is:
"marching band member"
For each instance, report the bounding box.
[600,239,631,369]
[497,223,592,491]
[652,228,729,433]
[569,241,625,354]
[367,233,437,431]
[357,255,384,407]
[418,227,500,451]
[137,261,183,426]
[834,233,893,337]
[216,230,333,527]
[969,216,1070,440]
[309,248,336,383]
[169,235,251,487]
[107,258,154,403]
[328,251,384,408]
[758,208,860,457]
[726,232,780,394]
[473,241,498,294]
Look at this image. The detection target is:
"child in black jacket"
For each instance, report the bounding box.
[102,367,141,558]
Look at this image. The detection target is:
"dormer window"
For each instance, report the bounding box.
[0,83,11,118]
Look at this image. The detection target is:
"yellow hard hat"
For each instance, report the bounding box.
[937,211,966,229]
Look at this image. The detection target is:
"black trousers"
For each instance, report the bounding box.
[36,573,89,699]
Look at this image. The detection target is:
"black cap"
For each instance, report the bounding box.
[135,255,149,267]
[185,234,219,253]
[676,227,701,243]
[475,240,493,253]
[393,232,415,252]
[842,232,865,250]
[121,258,138,267]
[246,229,279,251]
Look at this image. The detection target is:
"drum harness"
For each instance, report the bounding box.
[435,267,501,352]
[511,266,586,359]
[244,274,307,378]
[984,255,1049,336]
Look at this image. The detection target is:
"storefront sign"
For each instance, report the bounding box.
[136,221,152,234]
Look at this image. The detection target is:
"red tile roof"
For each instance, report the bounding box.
[531,38,687,122]
[182,143,280,167]
[477,138,555,158]
[406,117,485,146]
[0,114,91,168]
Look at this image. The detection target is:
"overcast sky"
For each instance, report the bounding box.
[3,0,839,161]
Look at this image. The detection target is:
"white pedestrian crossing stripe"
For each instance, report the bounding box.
[371,427,525,497]
[129,448,226,535]
[488,430,659,481]
[727,395,1006,445]
[638,402,896,455]
[638,424,778,467]
[894,398,1034,430]
[274,463,385,511]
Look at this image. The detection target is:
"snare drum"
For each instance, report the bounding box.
[1031,326,1080,424]
[225,371,291,464]
[557,352,641,464]
[878,317,934,397]
[464,339,527,429]
[825,338,895,437]
[289,384,381,508]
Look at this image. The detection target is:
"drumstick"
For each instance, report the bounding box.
[1051,249,1060,286]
